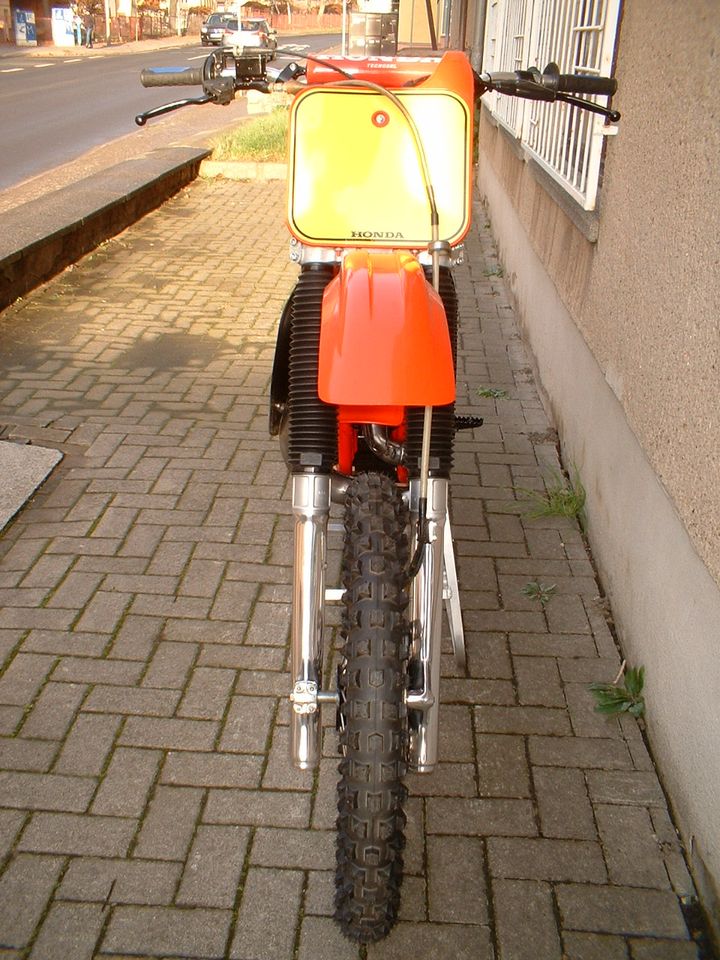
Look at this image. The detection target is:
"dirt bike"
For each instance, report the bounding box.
[138,47,619,943]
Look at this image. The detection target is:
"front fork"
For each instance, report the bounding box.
[288,473,331,770]
[407,476,448,773]
[288,470,447,774]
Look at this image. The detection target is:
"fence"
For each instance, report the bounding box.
[483,0,621,210]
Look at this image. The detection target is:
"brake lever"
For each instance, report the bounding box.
[554,92,621,122]
[135,96,212,126]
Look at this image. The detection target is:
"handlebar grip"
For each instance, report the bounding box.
[554,73,617,96]
[141,67,204,87]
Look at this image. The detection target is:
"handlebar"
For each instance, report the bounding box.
[141,66,205,87]
[480,62,619,120]
[135,51,620,126]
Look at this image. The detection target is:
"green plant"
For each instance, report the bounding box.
[211,107,289,162]
[483,265,504,278]
[590,663,645,719]
[477,387,509,399]
[517,465,587,527]
[521,581,556,606]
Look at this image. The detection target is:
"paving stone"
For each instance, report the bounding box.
[101,905,231,959]
[161,751,262,789]
[296,915,361,960]
[83,683,180,716]
[0,771,95,813]
[28,902,105,960]
[21,630,108,658]
[0,654,55,707]
[0,854,64,949]
[529,735,631,769]
[427,835,488,923]
[57,857,181,905]
[250,827,335,870]
[406,762,477,798]
[18,813,136,857]
[532,766,596,839]
[475,705,571,736]
[367,919,494,959]
[133,785,203,861]
[0,737,57,772]
[52,656,142,686]
[562,931,630,959]
[107,614,163,661]
[556,883,689,937]
[487,836,607,883]
[119,716,218,752]
[141,640,197,689]
[493,879,562,960]
[476,733,532,797]
[426,797,537,837]
[311,757,341,830]
[586,770,669,807]
[91,747,162,817]
[218,695,276,755]
[629,939,700,959]
[176,824,249,908]
[595,804,670,888]
[230,867,303,959]
[177,666,235,720]
[54,713,121,777]
[514,656,566,707]
[73,591,131,634]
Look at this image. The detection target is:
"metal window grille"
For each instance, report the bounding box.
[483,0,620,210]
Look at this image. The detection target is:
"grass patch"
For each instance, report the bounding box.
[517,465,587,528]
[211,107,289,162]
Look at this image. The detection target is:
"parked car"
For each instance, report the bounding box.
[218,18,278,57]
[200,12,235,45]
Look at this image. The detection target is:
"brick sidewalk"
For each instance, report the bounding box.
[0,179,701,959]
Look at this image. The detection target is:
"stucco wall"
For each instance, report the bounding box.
[475,0,720,927]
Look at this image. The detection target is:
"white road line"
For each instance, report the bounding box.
[187,54,207,61]
[63,58,82,63]
[33,63,54,68]
[1,67,23,73]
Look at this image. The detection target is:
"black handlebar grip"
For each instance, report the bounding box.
[141,67,204,87]
[554,73,617,96]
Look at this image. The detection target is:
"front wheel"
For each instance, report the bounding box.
[335,472,409,943]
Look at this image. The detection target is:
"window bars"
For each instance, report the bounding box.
[483,0,621,210]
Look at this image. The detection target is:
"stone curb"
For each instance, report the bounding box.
[0,145,209,313]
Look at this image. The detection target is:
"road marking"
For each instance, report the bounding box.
[63,58,83,63]
[187,54,207,61]
[1,67,23,73]
[281,44,310,52]
[33,63,54,68]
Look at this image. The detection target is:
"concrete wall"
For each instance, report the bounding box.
[476,0,720,928]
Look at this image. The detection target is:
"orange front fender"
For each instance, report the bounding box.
[318,251,455,411]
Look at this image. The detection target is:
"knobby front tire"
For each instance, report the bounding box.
[335,472,410,943]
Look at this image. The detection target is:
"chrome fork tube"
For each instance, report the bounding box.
[407,476,448,773]
[289,473,331,770]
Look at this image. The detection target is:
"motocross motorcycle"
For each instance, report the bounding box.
[138,48,619,942]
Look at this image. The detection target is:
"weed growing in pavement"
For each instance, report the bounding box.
[590,662,645,720]
[211,107,289,162]
[477,386,509,399]
[517,465,587,528]
[521,581,557,606]
[483,264,505,278]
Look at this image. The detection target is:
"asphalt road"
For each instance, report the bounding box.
[0,33,340,192]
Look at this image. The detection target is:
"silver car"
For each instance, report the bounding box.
[219,18,278,57]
